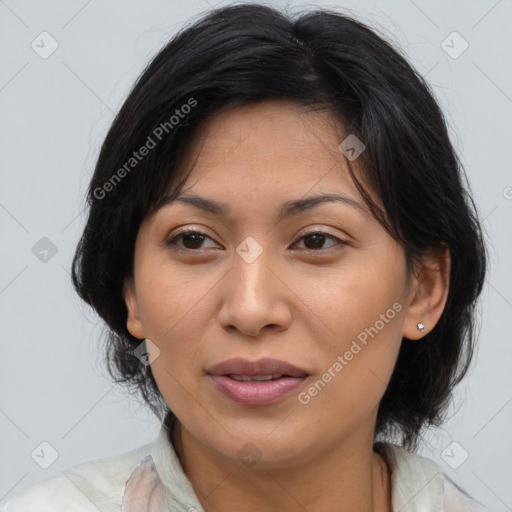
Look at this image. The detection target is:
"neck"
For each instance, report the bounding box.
[170,420,391,512]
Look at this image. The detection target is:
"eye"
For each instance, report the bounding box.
[166,229,218,251]
[166,228,347,253]
[291,231,347,252]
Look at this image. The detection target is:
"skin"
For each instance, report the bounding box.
[123,99,450,512]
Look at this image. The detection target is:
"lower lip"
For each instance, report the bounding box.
[210,375,308,406]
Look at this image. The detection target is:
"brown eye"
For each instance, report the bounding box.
[166,230,217,250]
[292,231,347,251]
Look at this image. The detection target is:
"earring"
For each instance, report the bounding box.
[417,322,425,332]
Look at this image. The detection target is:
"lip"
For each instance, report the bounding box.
[207,357,308,378]
[207,358,309,406]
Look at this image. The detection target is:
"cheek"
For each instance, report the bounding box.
[297,308,404,438]
[132,261,218,405]
[293,246,406,343]
[294,249,406,419]
[137,265,213,415]
[135,257,214,340]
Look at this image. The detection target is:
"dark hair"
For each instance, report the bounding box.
[71,2,487,450]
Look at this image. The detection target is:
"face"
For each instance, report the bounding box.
[123,100,423,469]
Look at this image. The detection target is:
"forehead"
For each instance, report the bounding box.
[168,99,364,197]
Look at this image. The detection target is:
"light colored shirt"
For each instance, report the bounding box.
[1,422,492,511]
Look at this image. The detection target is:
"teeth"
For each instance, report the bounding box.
[228,374,284,381]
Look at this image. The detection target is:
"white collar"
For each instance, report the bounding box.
[378,441,444,511]
[121,423,444,512]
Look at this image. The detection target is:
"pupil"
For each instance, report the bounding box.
[183,233,204,249]
[305,234,324,249]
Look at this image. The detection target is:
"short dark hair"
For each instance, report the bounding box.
[71,3,487,450]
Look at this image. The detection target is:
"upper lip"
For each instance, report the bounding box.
[207,358,309,377]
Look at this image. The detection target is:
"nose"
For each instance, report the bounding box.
[217,245,293,338]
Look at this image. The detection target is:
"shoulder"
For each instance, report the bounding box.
[377,442,493,512]
[0,442,153,512]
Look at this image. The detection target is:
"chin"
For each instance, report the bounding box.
[203,428,312,470]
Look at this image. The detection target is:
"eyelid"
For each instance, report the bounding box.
[295,224,349,240]
[167,223,349,240]
[167,224,213,237]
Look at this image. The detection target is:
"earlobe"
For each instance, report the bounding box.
[402,247,450,341]
[122,278,145,340]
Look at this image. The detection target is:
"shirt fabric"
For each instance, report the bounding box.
[1,422,492,511]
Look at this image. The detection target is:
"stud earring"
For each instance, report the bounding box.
[417,322,425,332]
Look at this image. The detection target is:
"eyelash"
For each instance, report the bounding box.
[165,228,348,253]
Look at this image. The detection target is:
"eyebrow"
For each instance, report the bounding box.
[153,191,366,221]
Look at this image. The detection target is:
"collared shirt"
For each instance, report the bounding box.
[0,422,493,511]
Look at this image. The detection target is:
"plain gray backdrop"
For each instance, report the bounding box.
[1,0,511,510]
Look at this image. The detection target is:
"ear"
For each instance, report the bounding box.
[402,247,450,340]
[123,277,145,340]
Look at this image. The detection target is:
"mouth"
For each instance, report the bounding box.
[226,373,303,381]
[207,357,309,378]
[207,358,309,406]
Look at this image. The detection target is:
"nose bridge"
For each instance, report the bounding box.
[233,235,273,299]
[218,234,292,335]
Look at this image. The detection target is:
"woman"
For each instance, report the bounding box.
[2,3,491,511]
